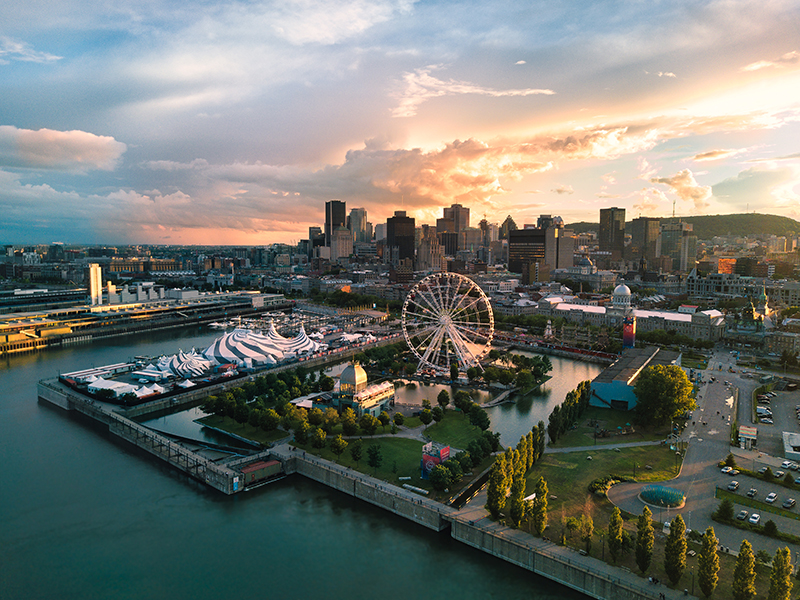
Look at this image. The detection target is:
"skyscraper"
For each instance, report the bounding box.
[508,228,546,274]
[658,221,697,272]
[386,210,415,266]
[629,217,660,262]
[325,200,346,247]
[348,207,369,243]
[88,263,102,305]
[443,204,470,233]
[599,207,626,260]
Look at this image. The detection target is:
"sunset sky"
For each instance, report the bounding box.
[2,0,799,245]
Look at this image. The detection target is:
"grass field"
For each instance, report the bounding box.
[681,352,708,370]
[553,407,670,448]
[197,415,289,445]
[424,410,484,449]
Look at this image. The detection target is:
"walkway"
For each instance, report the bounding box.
[548,440,664,454]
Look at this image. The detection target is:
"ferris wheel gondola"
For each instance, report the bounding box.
[401,272,494,375]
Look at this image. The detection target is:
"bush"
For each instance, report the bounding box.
[764,519,779,536]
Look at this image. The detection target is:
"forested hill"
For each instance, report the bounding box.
[565,214,800,240]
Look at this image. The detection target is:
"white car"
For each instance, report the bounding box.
[782,460,792,469]
[749,513,761,525]
[766,492,778,504]
[721,466,732,474]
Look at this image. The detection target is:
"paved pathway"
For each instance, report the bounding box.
[548,440,664,454]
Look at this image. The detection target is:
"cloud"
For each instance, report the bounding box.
[0,126,127,171]
[743,50,800,71]
[693,149,740,162]
[515,60,526,65]
[552,184,574,194]
[713,166,799,211]
[0,36,61,64]
[633,187,669,214]
[650,168,711,210]
[597,192,621,198]
[393,65,555,117]
[602,173,616,184]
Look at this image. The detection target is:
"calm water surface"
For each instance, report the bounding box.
[0,327,588,600]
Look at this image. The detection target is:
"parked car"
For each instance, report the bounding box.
[760,418,774,424]
[782,460,792,469]
[737,510,749,520]
[776,470,786,478]
[766,492,778,503]
[782,498,796,509]
[721,466,733,474]
[729,469,740,476]
[795,477,800,486]
[728,481,740,491]
[758,467,769,475]
[749,513,761,525]
[747,488,758,497]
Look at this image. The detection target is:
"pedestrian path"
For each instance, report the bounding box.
[547,440,664,454]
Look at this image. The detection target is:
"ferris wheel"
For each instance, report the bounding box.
[401,272,494,374]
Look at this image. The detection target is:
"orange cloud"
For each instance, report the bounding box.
[0,126,126,171]
[650,169,711,210]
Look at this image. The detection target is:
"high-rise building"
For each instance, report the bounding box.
[499,215,517,240]
[325,200,346,247]
[436,217,455,233]
[508,228,546,274]
[629,217,660,262]
[330,226,353,263]
[443,204,470,233]
[386,210,415,266]
[657,221,697,272]
[88,263,102,305]
[544,221,575,270]
[374,223,386,241]
[537,215,555,230]
[347,208,369,243]
[599,207,626,260]
[417,226,445,272]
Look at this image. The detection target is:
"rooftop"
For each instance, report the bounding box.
[593,346,681,385]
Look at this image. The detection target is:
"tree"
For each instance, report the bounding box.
[260,408,281,432]
[322,407,339,434]
[319,375,335,391]
[485,460,507,519]
[431,406,444,423]
[532,477,548,536]
[732,539,757,600]
[393,412,405,426]
[378,411,391,432]
[469,404,490,430]
[714,498,735,522]
[783,471,795,486]
[429,464,453,491]
[437,390,450,409]
[422,398,432,410]
[764,520,779,537]
[350,438,363,466]
[767,547,793,600]
[294,420,310,444]
[698,527,720,598]
[579,514,594,553]
[664,513,687,585]
[419,409,433,429]
[632,364,695,428]
[635,506,654,574]
[359,413,379,436]
[329,434,348,462]
[515,370,533,390]
[508,473,526,527]
[234,402,250,426]
[310,426,327,449]
[450,362,459,381]
[608,506,624,563]
[308,407,324,426]
[536,421,546,459]
[366,444,383,475]
[341,407,358,436]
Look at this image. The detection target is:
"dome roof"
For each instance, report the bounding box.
[613,284,631,296]
[340,362,368,387]
[578,257,594,267]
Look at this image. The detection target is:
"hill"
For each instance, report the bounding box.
[565,214,800,240]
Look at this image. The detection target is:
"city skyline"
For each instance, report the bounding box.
[1,1,799,245]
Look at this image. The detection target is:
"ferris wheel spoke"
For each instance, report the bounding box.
[447,325,477,368]
[405,298,441,320]
[417,285,444,315]
[450,294,485,318]
[451,322,489,342]
[412,325,439,351]
[420,325,447,366]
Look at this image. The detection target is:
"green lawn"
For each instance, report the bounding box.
[529,444,680,516]
[553,406,670,448]
[197,415,289,445]
[681,356,708,370]
[424,410,484,449]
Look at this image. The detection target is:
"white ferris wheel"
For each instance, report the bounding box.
[401,272,494,375]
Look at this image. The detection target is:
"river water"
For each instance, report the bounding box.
[0,326,589,600]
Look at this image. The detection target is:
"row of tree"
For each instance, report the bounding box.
[547,380,592,444]
[609,506,794,599]
[486,421,548,529]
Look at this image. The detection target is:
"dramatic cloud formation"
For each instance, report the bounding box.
[1,0,799,242]
[650,169,712,211]
[0,126,127,171]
